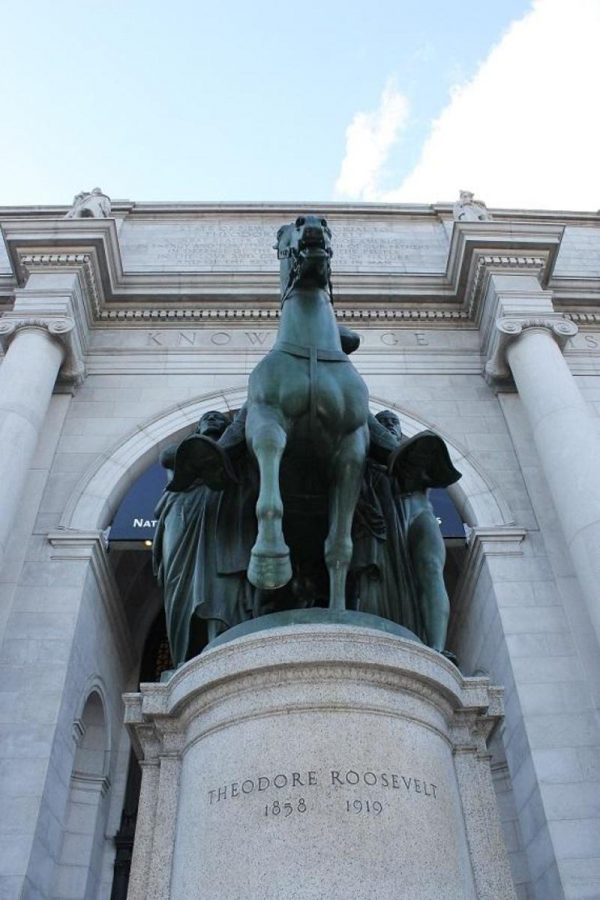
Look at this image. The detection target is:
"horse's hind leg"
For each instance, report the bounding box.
[325,427,368,610]
[246,404,293,591]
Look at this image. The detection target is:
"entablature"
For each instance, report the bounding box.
[0,204,598,328]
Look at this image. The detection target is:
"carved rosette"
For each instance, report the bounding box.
[0,314,86,384]
[484,315,578,387]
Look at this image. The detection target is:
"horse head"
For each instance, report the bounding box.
[274,214,333,303]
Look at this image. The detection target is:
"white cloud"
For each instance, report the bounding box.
[334,80,409,200]
[337,0,600,211]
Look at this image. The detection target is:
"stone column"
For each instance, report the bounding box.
[487,313,600,646]
[0,320,68,568]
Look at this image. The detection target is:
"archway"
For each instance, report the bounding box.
[62,388,514,535]
[53,689,110,900]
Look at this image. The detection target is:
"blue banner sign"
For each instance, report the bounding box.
[109,463,168,542]
[109,465,465,543]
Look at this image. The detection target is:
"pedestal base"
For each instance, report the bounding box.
[124,624,515,900]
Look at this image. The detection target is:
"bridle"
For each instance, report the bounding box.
[277,240,334,307]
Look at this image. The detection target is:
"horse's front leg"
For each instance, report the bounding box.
[246,404,293,591]
[325,426,368,610]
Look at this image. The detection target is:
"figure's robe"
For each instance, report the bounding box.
[351,461,425,640]
[351,421,461,641]
[153,440,255,667]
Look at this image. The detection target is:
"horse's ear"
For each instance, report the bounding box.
[273,225,286,250]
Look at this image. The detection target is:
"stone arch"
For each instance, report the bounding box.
[73,682,110,779]
[53,686,111,899]
[61,386,248,530]
[61,385,513,533]
[368,394,514,528]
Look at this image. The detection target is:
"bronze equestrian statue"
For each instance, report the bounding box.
[156,216,462,666]
[245,215,370,607]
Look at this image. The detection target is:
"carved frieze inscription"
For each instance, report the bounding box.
[119,217,449,273]
[567,332,600,350]
[91,328,479,351]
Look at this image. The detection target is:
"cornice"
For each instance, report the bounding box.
[465,255,546,320]
[19,252,105,320]
[96,305,471,323]
[1,200,598,221]
[1,214,592,330]
[2,218,123,303]
[565,312,600,324]
[445,221,564,323]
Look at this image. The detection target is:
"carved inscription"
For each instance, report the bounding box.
[144,330,432,348]
[264,798,307,818]
[120,219,449,272]
[144,330,276,348]
[566,332,600,350]
[381,331,430,347]
[210,332,231,345]
[207,767,439,821]
[208,770,318,804]
[345,800,383,815]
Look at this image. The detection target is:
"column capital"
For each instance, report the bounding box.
[0,310,84,383]
[0,253,95,383]
[484,314,578,387]
[0,218,119,380]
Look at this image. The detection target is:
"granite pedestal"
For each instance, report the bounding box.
[124,622,515,900]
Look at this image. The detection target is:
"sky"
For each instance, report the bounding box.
[0,0,599,211]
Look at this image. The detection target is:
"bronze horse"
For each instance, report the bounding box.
[245,215,370,608]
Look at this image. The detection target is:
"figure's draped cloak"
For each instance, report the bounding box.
[153,460,256,667]
[352,461,425,641]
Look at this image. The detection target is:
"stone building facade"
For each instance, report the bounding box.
[0,200,599,899]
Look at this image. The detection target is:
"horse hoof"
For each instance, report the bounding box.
[248,551,292,590]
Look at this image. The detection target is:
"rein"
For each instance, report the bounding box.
[278,247,335,307]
